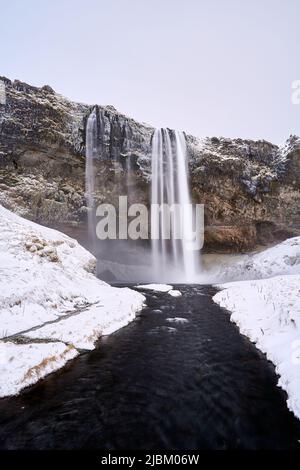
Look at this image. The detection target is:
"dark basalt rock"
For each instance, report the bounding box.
[0,76,299,252]
[0,77,153,226]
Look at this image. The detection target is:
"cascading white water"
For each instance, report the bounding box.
[151,128,198,282]
[85,110,199,282]
[85,108,98,249]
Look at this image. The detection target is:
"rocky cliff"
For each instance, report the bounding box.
[0,76,299,252]
[190,134,300,251]
[0,76,152,226]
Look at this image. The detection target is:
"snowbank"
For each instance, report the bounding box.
[214,237,300,283]
[135,284,183,297]
[135,284,173,292]
[213,238,300,419]
[0,205,145,397]
[0,342,78,397]
[168,290,182,297]
[25,288,144,350]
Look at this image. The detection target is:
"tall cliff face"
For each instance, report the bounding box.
[0,76,299,252]
[189,134,300,251]
[0,77,153,226]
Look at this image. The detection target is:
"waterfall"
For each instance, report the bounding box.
[85,108,199,283]
[151,129,198,282]
[85,108,98,250]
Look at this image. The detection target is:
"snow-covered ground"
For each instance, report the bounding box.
[168,290,182,297]
[211,237,300,283]
[135,284,182,297]
[213,237,300,419]
[1,202,299,423]
[0,342,78,397]
[0,205,145,397]
[135,284,173,292]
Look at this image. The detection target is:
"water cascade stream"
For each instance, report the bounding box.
[85,107,98,251]
[85,109,200,282]
[151,129,199,282]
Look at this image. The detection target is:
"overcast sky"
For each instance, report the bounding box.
[1,0,299,143]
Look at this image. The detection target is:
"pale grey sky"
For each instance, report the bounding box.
[1,0,299,143]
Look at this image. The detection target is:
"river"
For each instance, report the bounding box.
[0,285,299,450]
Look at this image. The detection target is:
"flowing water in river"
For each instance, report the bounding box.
[0,286,299,450]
